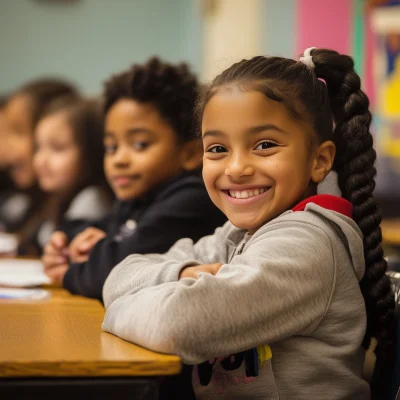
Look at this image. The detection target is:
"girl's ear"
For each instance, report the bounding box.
[179,139,203,171]
[311,140,336,184]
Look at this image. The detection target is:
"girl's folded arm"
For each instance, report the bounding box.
[102,222,233,307]
[102,222,336,364]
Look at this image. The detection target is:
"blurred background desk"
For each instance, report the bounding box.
[0,288,181,400]
[382,219,400,247]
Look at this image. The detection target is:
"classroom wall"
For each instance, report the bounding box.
[0,0,202,93]
[0,0,316,93]
[201,0,296,81]
[202,0,263,81]
[264,0,295,58]
[295,0,352,55]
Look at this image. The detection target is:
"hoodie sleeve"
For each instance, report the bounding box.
[102,221,235,307]
[63,181,226,301]
[102,220,337,364]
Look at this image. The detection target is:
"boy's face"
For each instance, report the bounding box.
[104,99,186,201]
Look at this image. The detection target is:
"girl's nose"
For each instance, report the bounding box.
[225,154,254,179]
[33,150,45,168]
[113,146,131,167]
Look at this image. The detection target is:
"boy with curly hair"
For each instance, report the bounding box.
[42,58,226,302]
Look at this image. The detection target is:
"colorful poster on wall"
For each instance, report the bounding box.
[369,0,400,197]
[294,0,400,199]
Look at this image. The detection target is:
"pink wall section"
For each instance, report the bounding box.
[295,0,352,56]
[364,13,376,104]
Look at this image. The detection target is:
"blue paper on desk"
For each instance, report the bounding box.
[0,288,51,300]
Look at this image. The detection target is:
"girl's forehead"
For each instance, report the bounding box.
[201,89,315,143]
[5,95,33,130]
[6,94,31,116]
[205,89,286,113]
[36,112,73,140]
[203,91,292,128]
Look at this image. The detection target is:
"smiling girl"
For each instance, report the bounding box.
[18,96,111,255]
[102,49,394,399]
[2,79,78,235]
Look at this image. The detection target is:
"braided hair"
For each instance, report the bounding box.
[197,49,395,392]
[104,57,199,142]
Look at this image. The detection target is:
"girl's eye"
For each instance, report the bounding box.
[207,145,227,153]
[51,144,68,152]
[104,144,117,154]
[11,126,27,137]
[133,141,149,151]
[255,141,278,150]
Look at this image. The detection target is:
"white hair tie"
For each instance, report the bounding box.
[299,47,317,69]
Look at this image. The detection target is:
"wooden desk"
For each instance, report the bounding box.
[382,219,400,246]
[0,288,181,399]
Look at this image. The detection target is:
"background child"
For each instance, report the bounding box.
[2,79,78,237]
[18,96,113,255]
[0,94,14,232]
[0,94,10,170]
[102,49,394,399]
[42,57,226,302]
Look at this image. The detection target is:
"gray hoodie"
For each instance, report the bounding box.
[102,199,370,399]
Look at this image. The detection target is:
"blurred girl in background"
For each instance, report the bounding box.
[18,96,112,255]
[1,79,79,236]
[0,94,14,233]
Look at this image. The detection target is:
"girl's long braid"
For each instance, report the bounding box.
[314,49,395,377]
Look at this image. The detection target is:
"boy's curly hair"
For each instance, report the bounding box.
[104,57,199,142]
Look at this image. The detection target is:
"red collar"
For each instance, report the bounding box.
[291,194,353,219]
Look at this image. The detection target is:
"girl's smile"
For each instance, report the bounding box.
[222,186,271,205]
[202,90,334,234]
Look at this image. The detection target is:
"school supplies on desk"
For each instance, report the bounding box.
[0,259,51,287]
[0,288,51,300]
[0,233,18,256]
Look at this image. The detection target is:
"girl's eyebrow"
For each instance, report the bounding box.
[247,124,286,134]
[103,128,154,138]
[203,124,286,139]
[202,130,225,139]
[126,128,154,136]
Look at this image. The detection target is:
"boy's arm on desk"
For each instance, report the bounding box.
[382,219,400,245]
[63,187,226,301]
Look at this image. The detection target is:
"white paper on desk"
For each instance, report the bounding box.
[0,259,51,287]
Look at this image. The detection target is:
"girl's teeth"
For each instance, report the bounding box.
[229,188,267,198]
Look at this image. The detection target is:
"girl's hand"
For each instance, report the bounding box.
[46,264,69,286]
[68,227,106,263]
[179,263,223,279]
[42,231,69,285]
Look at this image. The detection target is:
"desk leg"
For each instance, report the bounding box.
[0,378,158,400]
